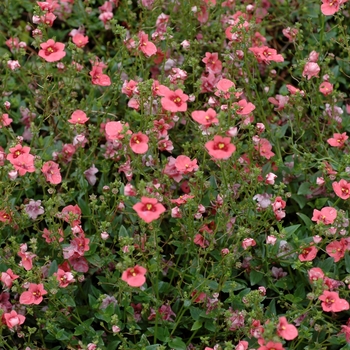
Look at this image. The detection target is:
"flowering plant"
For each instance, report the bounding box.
[1,0,350,349]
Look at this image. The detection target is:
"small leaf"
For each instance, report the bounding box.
[250,270,264,286]
[168,337,186,350]
[297,212,313,229]
[191,320,202,331]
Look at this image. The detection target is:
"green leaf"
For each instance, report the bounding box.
[284,224,301,237]
[191,320,202,331]
[345,253,350,273]
[190,306,203,321]
[156,327,170,342]
[119,225,130,238]
[317,257,334,273]
[48,260,58,276]
[291,194,307,209]
[106,340,121,350]
[275,124,289,138]
[205,319,216,332]
[249,270,264,286]
[168,337,187,350]
[298,182,312,195]
[297,212,313,229]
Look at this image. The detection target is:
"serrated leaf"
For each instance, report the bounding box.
[297,212,313,229]
[298,182,312,195]
[284,224,301,237]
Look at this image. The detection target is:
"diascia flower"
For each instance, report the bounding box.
[121,265,147,287]
[333,179,350,199]
[19,283,47,305]
[319,290,349,312]
[277,316,298,340]
[326,238,347,262]
[130,132,149,154]
[133,197,166,223]
[205,135,236,160]
[160,87,189,112]
[249,46,284,64]
[328,132,348,148]
[3,310,25,329]
[298,245,318,261]
[41,161,62,184]
[311,206,337,224]
[68,110,89,124]
[38,39,66,62]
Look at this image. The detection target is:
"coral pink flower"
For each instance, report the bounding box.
[194,234,209,248]
[242,238,256,250]
[277,316,298,340]
[234,99,256,115]
[105,121,131,141]
[133,197,166,223]
[249,46,284,64]
[1,269,19,289]
[7,145,30,164]
[298,245,318,261]
[68,110,89,124]
[302,62,320,80]
[191,108,218,126]
[311,207,337,225]
[321,0,346,15]
[319,290,349,312]
[319,81,333,96]
[89,63,111,86]
[282,27,298,42]
[160,88,189,112]
[121,265,147,287]
[214,78,241,99]
[326,239,347,262]
[0,113,13,128]
[130,132,149,154]
[54,268,75,288]
[3,310,25,329]
[308,267,325,283]
[72,33,89,48]
[138,31,157,57]
[12,153,36,176]
[333,179,350,199]
[41,161,62,184]
[205,135,236,160]
[255,138,275,159]
[174,155,198,173]
[327,132,348,148]
[38,39,66,62]
[202,52,222,73]
[258,341,285,350]
[19,283,47,305]
[61,204,82,226]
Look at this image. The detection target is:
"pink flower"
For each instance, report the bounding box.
[191,108,218,126]
[311,206,337,224]
[258,341,285,350]
[319,81,333,95]
[61,204,82,226]
[319,290,349,312]
[41,161,62,184]
[298,245,318,261]
[326,239,347,262]
[194,233,209,248]
[333,179,350,199]
[19,283,47,305]
[68,110,89,124]
[160,88,189,112]
[105,121,131,141]
[1,269,19,289]
[130,132,149,154]
[0,113,13,128]
[302,62,320,80]
[3,310,25,329]
[121,265,147,287]
[12,153,36,176]
[72,33,89,48]
[89,62,111,86]
[234,99,256,115]
[202,52,222,73]
[38,39,66,62]
[174,155,198,173]
[205,135,236,160]
[327,132,348,148]
[282,27,298,42]
[277,317,298,340]
[133,197,166,223]
[54,268,75,288]
[236,341,249,350]
[249,46,284,64]
[138,31,157,57]
[308,267,325,283]
[242,238,256,250]
[255,138,275,159]
[321,0,346,15]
